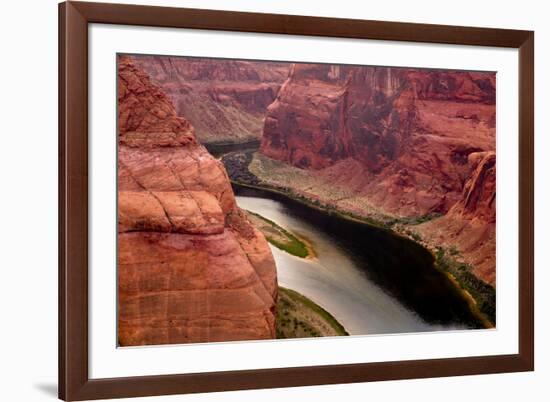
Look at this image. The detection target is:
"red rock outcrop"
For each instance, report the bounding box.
[130,55,290,143]
[417,152,496,284]
[117,55,277,346]
[259,63,496,283]
[449,152,496,223]
[260,63,495,216]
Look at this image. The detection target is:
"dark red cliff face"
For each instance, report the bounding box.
[261,64,495,170]
[418,151,496,285]
[407,70,496,104]
[261,65,411,171]
[259,63,496,284]
[117,56,278,346]
[260,63,496,217]
[450,151,496,223]
[129,55,290,143]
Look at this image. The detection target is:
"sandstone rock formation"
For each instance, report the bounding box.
[130,55,290,144]
[417,152,496,284]
[117,55,277,346]
[259,63,496,283]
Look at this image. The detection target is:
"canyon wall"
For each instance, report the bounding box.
[417,151,496,284]
[259,63,496,284]
[117,56,277,346]
[130,55,290,144]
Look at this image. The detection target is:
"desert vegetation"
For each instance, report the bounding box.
[276,287,349,338]
[245,211,311,258]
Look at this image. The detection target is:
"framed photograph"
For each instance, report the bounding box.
[59,1,534,400]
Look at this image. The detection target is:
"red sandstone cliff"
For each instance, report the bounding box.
[259,63,496,283]
[261,64,495,215]
[130,55,290,144]
[117,56,277,346]
[417,152,496,284]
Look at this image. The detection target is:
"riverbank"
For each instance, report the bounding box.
[277,287,349,338]
[434,246,495,326]
[391,226,495,325]
[224,151,495,328]
[245,210,314,258]
[223,151,396,230]
[203,139,260,158]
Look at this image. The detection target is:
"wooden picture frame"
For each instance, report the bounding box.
[59,1,534,400]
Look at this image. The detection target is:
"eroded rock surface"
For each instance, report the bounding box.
[259,63,496,283]
[130,55,290,144]
[417,152,496,284]
[117,56,277,346]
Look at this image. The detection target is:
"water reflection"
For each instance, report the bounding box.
[237,195,467,335]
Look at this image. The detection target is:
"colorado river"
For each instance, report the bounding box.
[235,188,481,335]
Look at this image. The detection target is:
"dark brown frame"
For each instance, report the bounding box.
[59,1,534,400]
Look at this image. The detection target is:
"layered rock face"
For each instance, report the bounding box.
[130,55,290,144]
[417,152,496,284]
[117,56,277,346]
[261,64,411,171]
[260,63,496,283]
